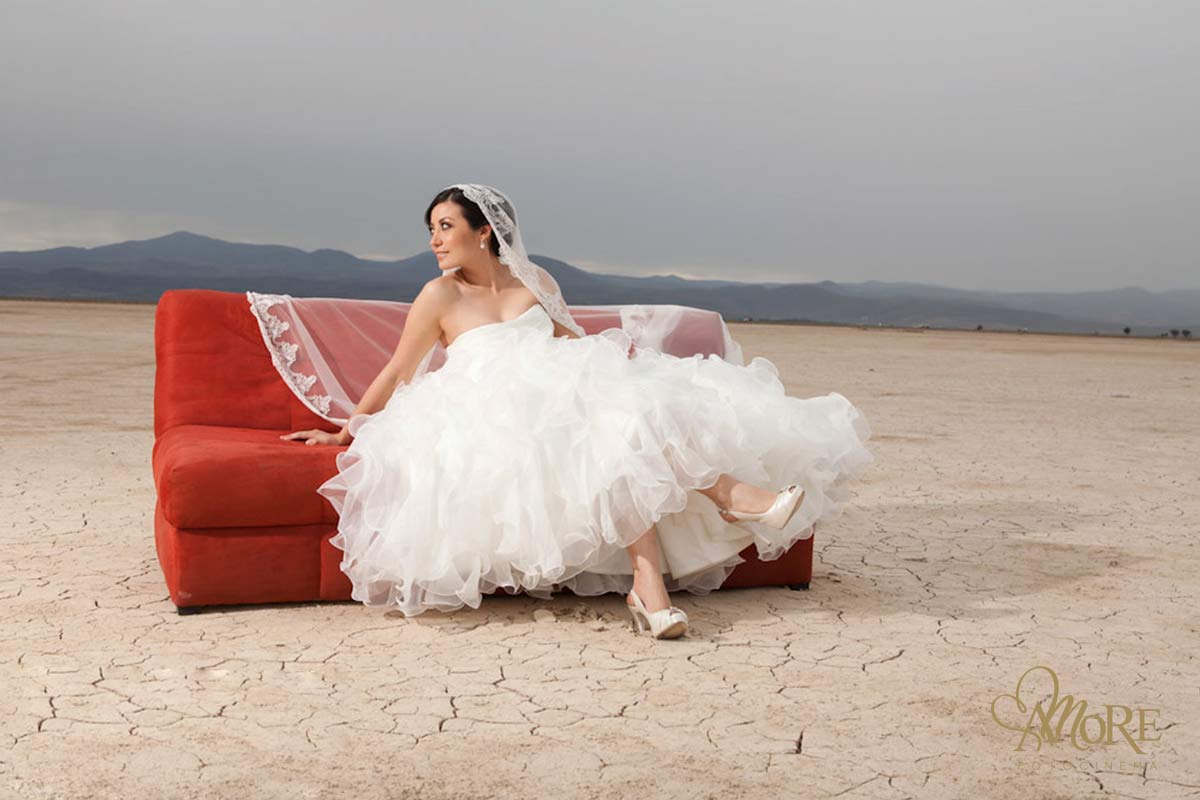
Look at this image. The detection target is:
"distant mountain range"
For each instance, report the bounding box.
[1,230,1196,335]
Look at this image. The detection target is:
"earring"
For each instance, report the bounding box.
[479,240,485,250]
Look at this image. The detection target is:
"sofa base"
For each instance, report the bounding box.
[158,500,816,613]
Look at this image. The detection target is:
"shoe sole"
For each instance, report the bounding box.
[655,619,688,639]
[628,610,689,639]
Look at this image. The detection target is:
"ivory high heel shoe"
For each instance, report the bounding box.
[626,588,689,639]
[721,483,805,530]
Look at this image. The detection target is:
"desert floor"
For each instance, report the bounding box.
[1,298,1197,800]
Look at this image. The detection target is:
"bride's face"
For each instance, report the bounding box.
[428,201,489,272]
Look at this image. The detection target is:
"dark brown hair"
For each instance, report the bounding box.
[424,187,516,258]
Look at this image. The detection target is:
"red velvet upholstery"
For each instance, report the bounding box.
[152,289,813,612]
[154,425,341,528]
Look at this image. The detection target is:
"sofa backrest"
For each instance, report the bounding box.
[154,289,732,438]
[154,289,333,437]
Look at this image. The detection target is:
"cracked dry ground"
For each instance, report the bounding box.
[2,299,1197,799]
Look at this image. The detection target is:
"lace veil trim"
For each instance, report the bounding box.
[248,292,334,419]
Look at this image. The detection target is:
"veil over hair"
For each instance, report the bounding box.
[446,183,586,337]
[246,184,746,426]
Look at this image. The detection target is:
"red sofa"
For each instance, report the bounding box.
[152,289,814,614]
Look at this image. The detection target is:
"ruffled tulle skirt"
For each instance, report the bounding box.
[316,305,872,616]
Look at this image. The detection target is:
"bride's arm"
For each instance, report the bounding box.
[282,279,448,447]
[553,319,582,340]
[337,279,449,439]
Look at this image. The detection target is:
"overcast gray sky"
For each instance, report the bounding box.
[2,1,1196,291]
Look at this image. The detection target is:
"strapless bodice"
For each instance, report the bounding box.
[446,303,552,350]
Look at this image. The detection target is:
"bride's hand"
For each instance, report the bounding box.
[279,429,350,446]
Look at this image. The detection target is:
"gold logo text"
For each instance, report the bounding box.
[990,665,1162,755]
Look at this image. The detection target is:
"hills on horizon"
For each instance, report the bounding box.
[1,230,1197,336]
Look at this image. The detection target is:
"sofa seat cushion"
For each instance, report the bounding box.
[153,424,341,529]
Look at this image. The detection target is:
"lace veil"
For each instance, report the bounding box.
[246,183,746,426]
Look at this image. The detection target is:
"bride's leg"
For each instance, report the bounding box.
[625,524,673,613]
[696,473,779,522]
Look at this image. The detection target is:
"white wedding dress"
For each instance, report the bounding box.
[315,301,872,617]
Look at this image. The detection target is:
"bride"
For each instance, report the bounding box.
[281,183,872,639]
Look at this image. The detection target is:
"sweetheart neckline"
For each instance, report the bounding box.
[446,303,546,348]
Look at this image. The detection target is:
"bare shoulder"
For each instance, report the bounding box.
[422,273,462,300]
[412,274,461,317]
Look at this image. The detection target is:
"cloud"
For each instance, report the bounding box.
[1,2,1197,291]
[0,200,193,252]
